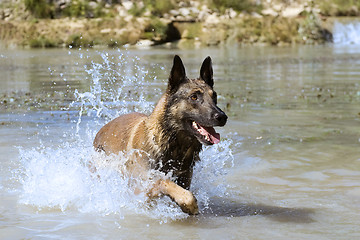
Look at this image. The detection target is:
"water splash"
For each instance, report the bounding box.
[17,140,234,221]
[71,51,159,134]
[193,139,234,211]
[333,21,360,45]
[15,51,234,222]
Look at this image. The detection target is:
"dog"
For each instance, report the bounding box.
[93,55,227,215]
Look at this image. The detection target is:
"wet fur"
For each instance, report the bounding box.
[93,55,227,214]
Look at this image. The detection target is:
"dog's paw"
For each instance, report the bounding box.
[178,191,199,215]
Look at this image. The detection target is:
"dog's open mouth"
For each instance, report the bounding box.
[192,121,220,145]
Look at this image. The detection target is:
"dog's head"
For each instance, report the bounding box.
[165,55,227,145]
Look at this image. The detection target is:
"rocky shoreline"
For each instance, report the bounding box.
[0,0,358,48]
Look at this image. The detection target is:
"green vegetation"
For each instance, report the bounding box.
[28,36,57,48]
[261,17,299,44]
[20,0,360,20]
[143,18,168,42]
[128,2,147,17]
[181,23,203,40]
[62,0,91,18]
[23,0,177,19]
[23,0,111,18]
[144,0,175,16]
[1,0,351,48]
[24,0,54,18]
[208,0,262,13]
[298,11,332,44]
[232,17,300,45]
[66,34,94,48]
[319,0,360,16]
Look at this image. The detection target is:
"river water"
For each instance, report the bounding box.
[0,44,360,239]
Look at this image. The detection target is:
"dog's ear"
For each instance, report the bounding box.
[200,56,213,88]
[169,55,187,93]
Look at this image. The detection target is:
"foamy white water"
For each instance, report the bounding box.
[333,20,360,45]
[17,138,234,222]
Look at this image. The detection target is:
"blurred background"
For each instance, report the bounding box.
[1,0,359,48]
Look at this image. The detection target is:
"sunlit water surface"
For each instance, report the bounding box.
[1,45,360,239]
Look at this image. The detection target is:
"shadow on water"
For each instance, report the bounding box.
[198,198,315,223]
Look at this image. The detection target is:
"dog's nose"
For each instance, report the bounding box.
[214,111,228,126]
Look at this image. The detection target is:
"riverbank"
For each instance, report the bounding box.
[0,0,359,48]
[0,14,333,49]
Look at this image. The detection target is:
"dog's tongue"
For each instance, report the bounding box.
[201,125,220,144]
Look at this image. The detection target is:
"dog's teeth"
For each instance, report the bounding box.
[192,121,199,130]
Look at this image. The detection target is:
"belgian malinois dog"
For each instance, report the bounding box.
[93,55,227,215]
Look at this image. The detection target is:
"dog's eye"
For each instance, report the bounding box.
[190,94,198,101]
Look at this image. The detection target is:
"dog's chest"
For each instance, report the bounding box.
[155,134,201,175]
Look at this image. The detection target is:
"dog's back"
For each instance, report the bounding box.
[94,112,147,154]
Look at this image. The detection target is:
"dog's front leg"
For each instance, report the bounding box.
[148,179,199,215]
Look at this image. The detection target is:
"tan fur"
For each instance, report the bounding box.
[93,94,199,214]
[93,56,227,215]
